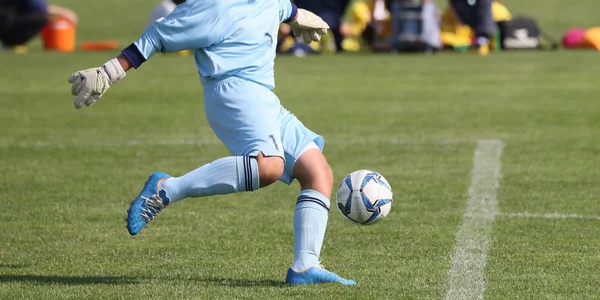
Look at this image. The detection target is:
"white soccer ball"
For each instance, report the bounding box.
[336,170,393,225]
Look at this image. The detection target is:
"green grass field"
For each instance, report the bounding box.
[1,1,600,299]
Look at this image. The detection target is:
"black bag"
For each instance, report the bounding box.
[365,1,440,53]
[498,16,558,50]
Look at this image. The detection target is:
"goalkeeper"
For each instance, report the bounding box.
[67,0,355,285]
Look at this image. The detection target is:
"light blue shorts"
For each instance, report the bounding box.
[203,77,324,185]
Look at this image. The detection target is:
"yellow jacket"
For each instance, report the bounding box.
[441,1,512,48]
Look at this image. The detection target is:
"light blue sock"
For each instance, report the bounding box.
[291,189,330,271]
[159,156,259,202]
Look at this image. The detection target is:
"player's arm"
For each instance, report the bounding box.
[68,1,221,109]
[279,0,330,44]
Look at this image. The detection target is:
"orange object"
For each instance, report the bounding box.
[40,16,76,52]
[80,40,119,51]
[580,27,600,50]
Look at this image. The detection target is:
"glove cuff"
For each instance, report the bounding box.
[101,58,126,84]
[288,9,304,28]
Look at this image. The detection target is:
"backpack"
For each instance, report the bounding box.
[364,0,441,53]
[498,16,558,50]
[388,0,441,53]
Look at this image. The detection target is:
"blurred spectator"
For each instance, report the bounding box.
[448,0,494,55]
[360,0,441,53]
[0,0,77,53]
[339,0,372,51]
[441,0,511,52]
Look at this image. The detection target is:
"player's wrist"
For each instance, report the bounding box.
[121,43,147,70]
[284,3,299,24]
[101,58,127,84]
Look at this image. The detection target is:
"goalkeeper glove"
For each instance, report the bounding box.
[68,58,126,109]
[288,9,330,44]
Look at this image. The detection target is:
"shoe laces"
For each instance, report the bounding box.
[315,262,340,277]
[140,194,167,223]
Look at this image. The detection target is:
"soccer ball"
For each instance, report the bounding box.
[336,170,393,225]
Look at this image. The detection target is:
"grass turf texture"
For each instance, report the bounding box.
[1,0,600,299]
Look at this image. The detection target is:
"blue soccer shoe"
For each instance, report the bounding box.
[285,264,356,285]
[127,172,172,236]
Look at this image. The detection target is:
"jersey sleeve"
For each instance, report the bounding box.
[279,0,298,23]
[122,1,226,68]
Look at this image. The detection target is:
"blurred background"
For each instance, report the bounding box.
[2,0,600,55]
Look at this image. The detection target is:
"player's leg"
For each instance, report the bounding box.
[285,149,355,285]
[127,155,283,235]
[449,0,493,55]
[126,78,285,236]
[472,0,494,54]
[1,11,48,47]
[322,0,351,52]
[272,108,355,285]
[449,0,477,29]
[160,152,282,199]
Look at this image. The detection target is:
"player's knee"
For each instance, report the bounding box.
[300,162,334,199]
[293,149,334,198]
[318,163,334,190]
[256,154,284,187]
[314,162,333,186]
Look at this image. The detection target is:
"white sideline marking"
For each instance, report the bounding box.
[500,212,600,221]
[0,138,469,149]
[445,139,503,300]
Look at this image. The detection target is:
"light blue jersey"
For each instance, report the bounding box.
[132,0,295,89]
[120,0,322,185]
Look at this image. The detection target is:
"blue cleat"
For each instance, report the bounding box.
[285,264,356,285]
[127,172,172,236]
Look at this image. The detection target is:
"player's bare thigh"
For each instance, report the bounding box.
[255,153,285,188]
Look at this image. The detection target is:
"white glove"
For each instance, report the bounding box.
[288,9,330,44]
[68,58,126,109]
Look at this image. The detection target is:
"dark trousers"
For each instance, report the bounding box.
[0,6,48,46]
[294,0,351,52]
[449,0,494,38]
